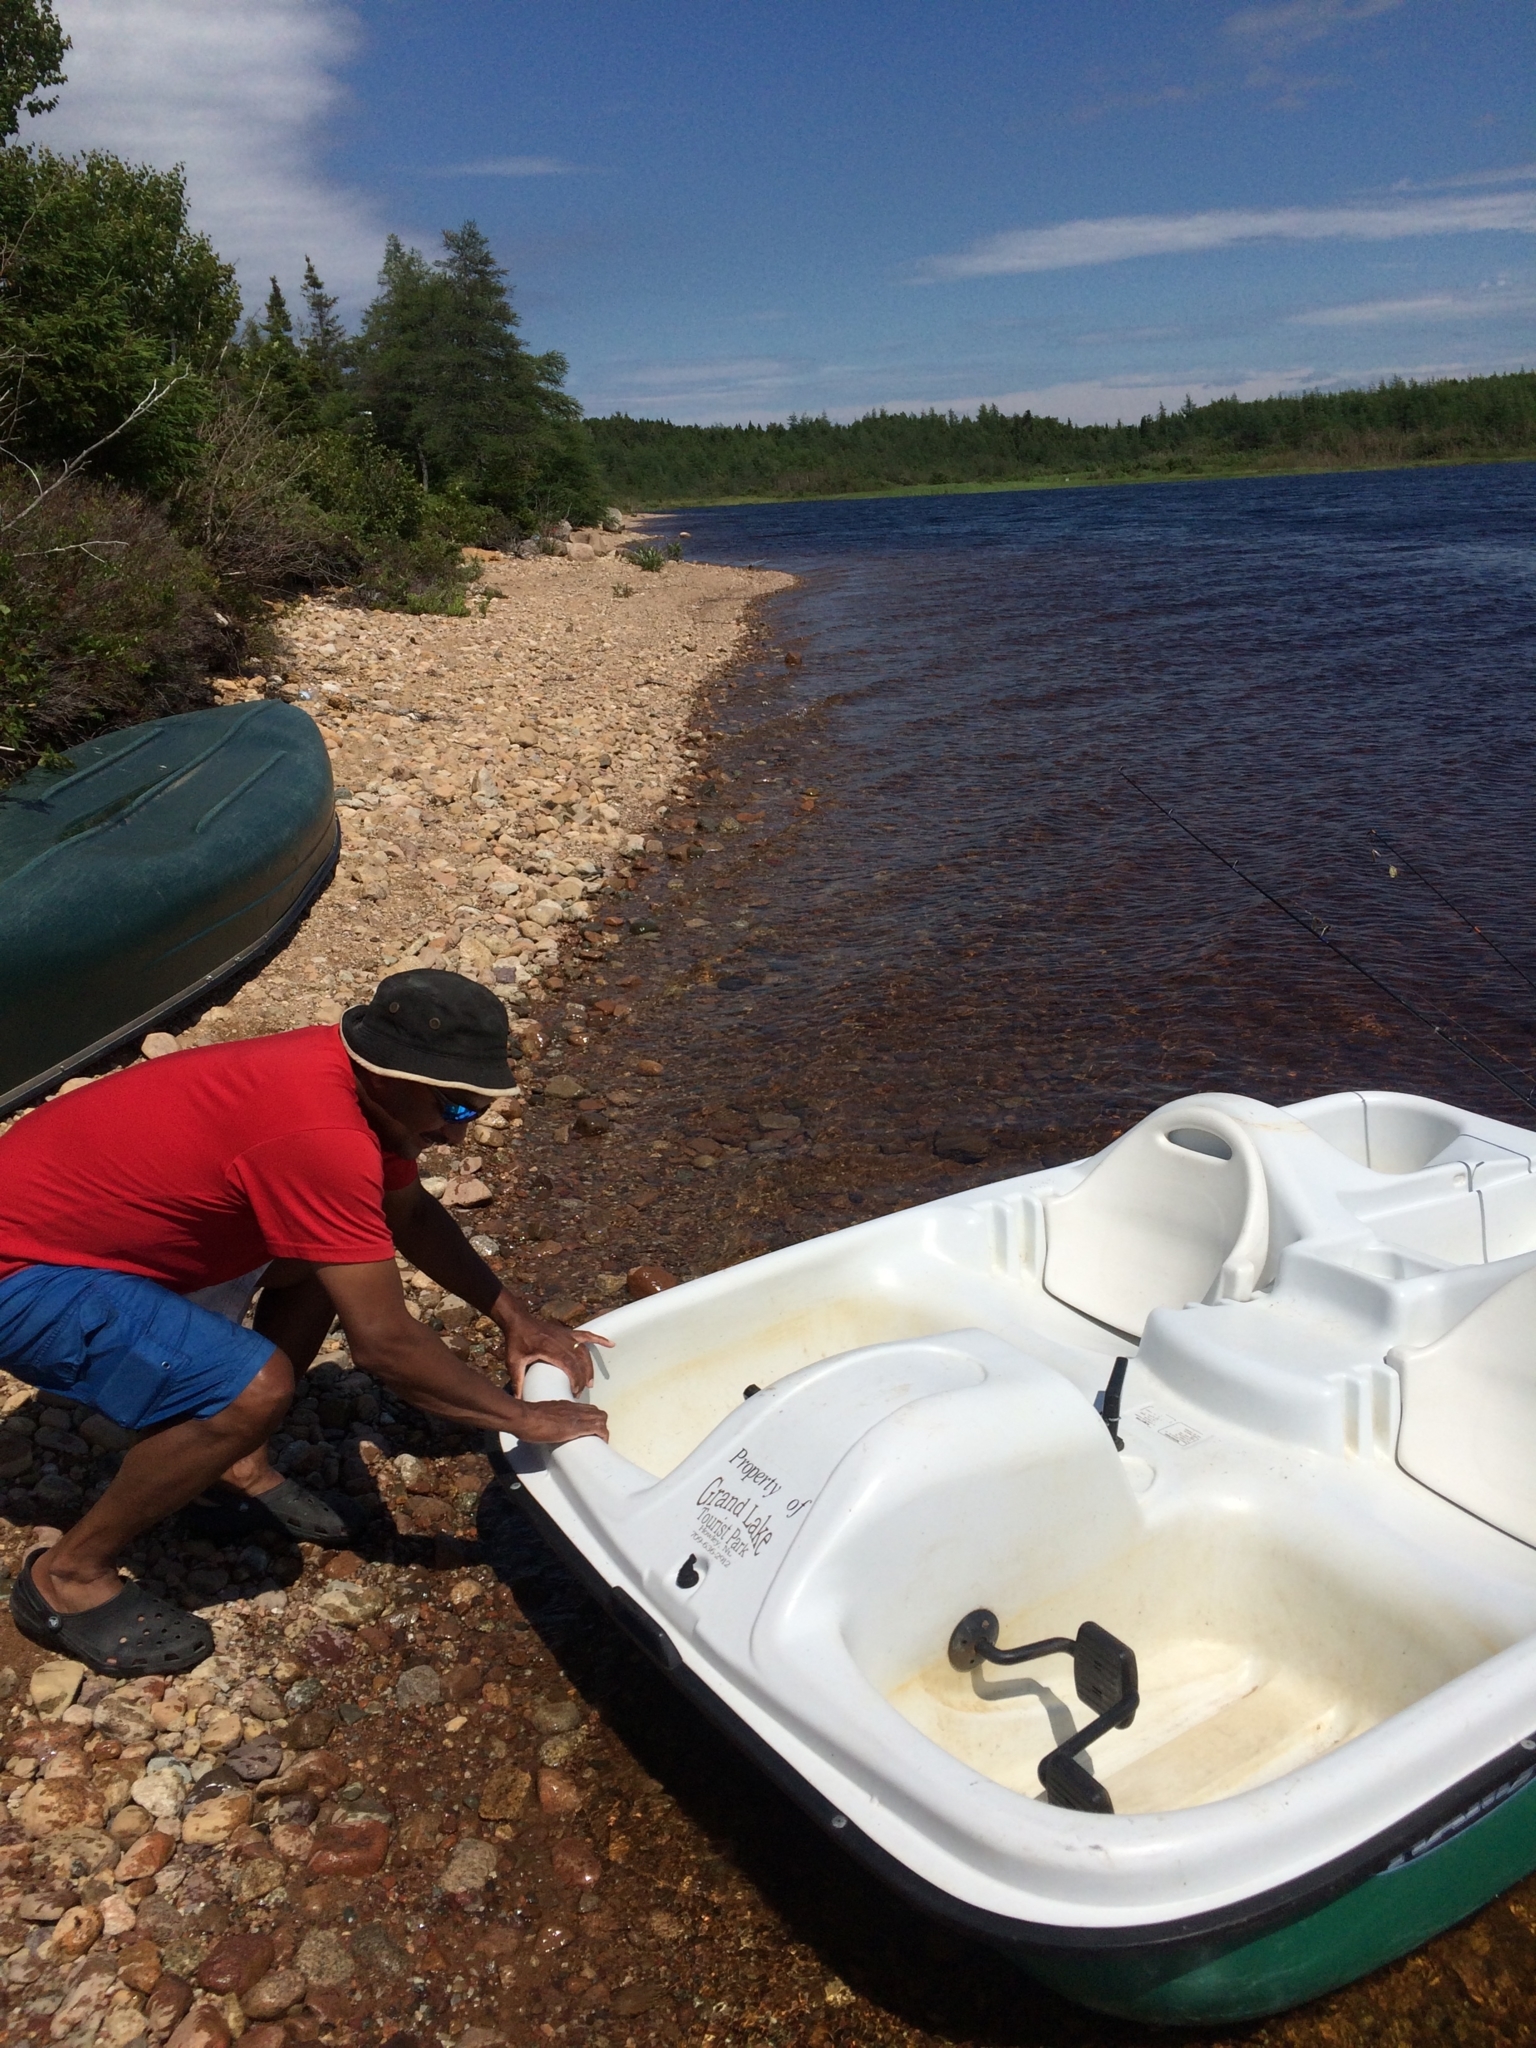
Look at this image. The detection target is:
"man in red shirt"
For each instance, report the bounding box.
[0,970,608,1675]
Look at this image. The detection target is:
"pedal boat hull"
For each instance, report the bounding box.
[505,1087,1536,2023]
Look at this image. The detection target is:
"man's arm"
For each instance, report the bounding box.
[384,1179,608,1396]
[315,1256,607,1446]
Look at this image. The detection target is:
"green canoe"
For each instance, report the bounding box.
[0,702,337,1114]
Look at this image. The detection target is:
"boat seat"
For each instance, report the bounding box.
[1041,1099,1269,1338]
[1391,1259,1536,1547]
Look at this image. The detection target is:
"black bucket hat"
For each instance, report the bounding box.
[341,970,514,1096]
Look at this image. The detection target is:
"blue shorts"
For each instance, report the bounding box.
[0,1265,276,1432]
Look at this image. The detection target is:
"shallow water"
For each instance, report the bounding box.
[645,464,1536,1156]
[510,464,1536,2045]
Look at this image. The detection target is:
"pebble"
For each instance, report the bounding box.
[312,1579,386,1627]
[440,1836,498,1896]
[241,1966,306,2019]
[28,1658,85,1717]
[396,1664,442,1708]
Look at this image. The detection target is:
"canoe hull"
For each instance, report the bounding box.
[0,703,337,1113]
[511,1468,1536,2024]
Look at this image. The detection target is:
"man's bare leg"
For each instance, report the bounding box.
[218,1268,335,1500]
[32,1352,294,1614]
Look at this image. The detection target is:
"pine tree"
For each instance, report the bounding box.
[356,221,602,524]
[299,256,348,388]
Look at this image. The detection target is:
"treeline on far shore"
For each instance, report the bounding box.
[586,371,1536,504]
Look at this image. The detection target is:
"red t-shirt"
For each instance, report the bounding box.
[0,1027,418,1292]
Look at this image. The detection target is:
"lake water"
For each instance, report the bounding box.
[645,463,1536,1162]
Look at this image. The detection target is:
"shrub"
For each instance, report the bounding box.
[624,544,666,572]
[0,476,237,777]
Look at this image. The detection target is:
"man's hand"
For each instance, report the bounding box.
[314,1260,609,1449]
[493,1293,612,1399]
[509,1398,609,1445]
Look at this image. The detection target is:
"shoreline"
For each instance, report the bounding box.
[626,445,1536,512]
[0,546,815,2048]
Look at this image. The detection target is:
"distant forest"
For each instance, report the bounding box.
[586,371,1536,506]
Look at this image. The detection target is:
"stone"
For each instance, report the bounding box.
[47,1965,120,2036]
[285,1708,337,1751]
[395,1810,441,1858]
[108,1802,153,1851]
[199,1709,244,1752]
[543,1073,584,1099]
[197,1930,276,1995]
[534,1917,575,1956]
[268,1818,315,1864]
[439,1836,498,1896]
[537,1769,583,1816]
[448,1176,493,1207]
[239,1680,286,1722]
[113,1827,177,1880]
[934,1127,991,1164]
[180,1792,253,1846]
[35,1824,117,1881]
[100,1891,138,1937]
[301,1625,354,1667]
[29,1658,86,1716]
[550,1837,602,1888]
[47,1899,103,1957]
[306,1819,389,1877]
[225,1735,283,1783]
[117,1937,164,1992]
[233,1856,285,1905]
[18,1776,104,1837]
[93,1693,156,1744]
[141,1032,179,1059]
[129,1771,185,1820]
[757,1112,802,1133]
[442,1661,483,1704]
[145,1975,195,2036]
[538,1729,586,1769]
[312,1581,386,1628]
[479,1765,531,1820]
[241,1967,306,2020]
[648,1908,688,1941]
[241,2028,291,2048]
[164,2005,232,2048]
[296,1924,354,1986]
[627,1264,677,1297]
[529,1698,582,1735]
[80,1412,136,1452]
[396,1664,441,1708]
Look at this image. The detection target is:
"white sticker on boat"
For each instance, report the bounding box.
[1133,1403,1209,1449]
[691,1444,813,1570]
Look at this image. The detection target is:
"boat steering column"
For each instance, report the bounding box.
[948,1612,1140,1814]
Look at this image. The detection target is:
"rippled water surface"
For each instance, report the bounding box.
[649,464,1536,1154]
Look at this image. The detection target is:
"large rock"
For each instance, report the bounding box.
[306,1819,389,1876]
[395,1664,441,1708]
[312,1580,385,1629]
[296,1925,353,1987]
[180,1792,253,1846]
[18,1777,104,1837]
[29,1659,85,1717]
[93,1692,156,1744]
[196,1931,276,1996]
[129,1771,185,1821]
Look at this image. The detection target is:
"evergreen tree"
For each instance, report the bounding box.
[356,220,602,525]
[262,276,294,348]
[0,0,68,138]
[299,256,348,389]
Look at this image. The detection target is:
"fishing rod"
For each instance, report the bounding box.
[1123,773,1536,1115]
[1368,830,1536,998]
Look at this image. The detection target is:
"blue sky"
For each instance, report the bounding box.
[37,0,1536,425]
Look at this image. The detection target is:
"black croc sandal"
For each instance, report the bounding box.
[182,1478,356,1548]
[9,1554,214,1676]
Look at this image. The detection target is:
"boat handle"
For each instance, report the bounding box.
[947,1611,1139,1815]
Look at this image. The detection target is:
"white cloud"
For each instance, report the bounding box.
[35,0,386,314]
[429,157,585,178]
[1222,0,1405,59]
[921,188,1536,280]
[1292,287,1536,325]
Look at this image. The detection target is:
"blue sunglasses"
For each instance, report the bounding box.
[435,1093,485,1125]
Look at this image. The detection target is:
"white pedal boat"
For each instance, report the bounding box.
[501,1089,1536,2023]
